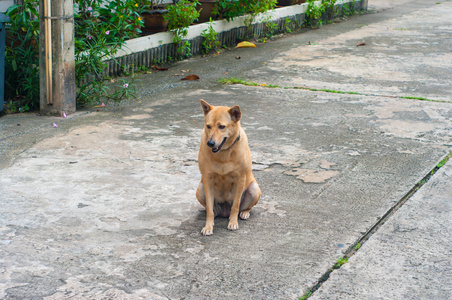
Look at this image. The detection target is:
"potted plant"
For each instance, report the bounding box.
[213,0,246,22]
[140,0,169,33]
[277,0,306,6]
[197,0,219,23]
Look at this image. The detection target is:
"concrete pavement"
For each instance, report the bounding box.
[1,0,451,299]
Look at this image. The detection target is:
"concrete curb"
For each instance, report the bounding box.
[96,0,367,79]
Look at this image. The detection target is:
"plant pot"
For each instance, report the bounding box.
[277,0,305,5]
[197,0,218,23]
[141,9,168,33]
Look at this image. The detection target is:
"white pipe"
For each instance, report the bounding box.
[44,0,52,105]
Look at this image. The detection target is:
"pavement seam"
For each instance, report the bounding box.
[300,149,452,299]
[219,79,452,104]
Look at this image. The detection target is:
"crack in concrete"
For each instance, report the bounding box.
[221,81,452,104]
[303,150,452,298]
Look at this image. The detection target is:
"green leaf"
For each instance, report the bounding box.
[12,59,17,71]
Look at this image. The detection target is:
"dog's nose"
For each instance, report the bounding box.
[207,140,216,148]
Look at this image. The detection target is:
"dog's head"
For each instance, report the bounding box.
[200,99,241,153]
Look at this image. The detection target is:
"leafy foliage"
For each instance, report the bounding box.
[4,1,40,112]
[201,18,220,54]
[213,0,277,25]
[164,0,199,57]
[74,0,142,105]
[4,0,141,112]
[244,0,277,27]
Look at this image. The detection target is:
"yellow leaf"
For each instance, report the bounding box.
[236,41,256,48]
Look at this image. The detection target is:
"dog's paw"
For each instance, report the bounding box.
[239,211,250,220]
[227,221,239,231]
[201,226,213,236]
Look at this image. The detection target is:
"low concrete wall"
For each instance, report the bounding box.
[98,0,367,79]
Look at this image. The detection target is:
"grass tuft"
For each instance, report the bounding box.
[219,77,448,103]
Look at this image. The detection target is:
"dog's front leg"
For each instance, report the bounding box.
[228,177,246,231]
[202,180,215,236]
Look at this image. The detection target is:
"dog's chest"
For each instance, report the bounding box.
[211,172,240,202]
[207,158,239,175]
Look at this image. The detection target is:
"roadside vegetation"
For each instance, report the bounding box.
[4,0,363,113]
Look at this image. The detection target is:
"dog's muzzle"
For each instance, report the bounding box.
[208,137,227,153]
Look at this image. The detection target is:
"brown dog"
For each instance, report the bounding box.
[196,99,261,235]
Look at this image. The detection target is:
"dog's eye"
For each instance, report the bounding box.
[218,125,225,130]
[206,125,211,129]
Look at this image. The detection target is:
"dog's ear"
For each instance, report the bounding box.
[229,105,241,122]
[200,99,212,116]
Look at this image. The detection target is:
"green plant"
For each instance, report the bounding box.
[333,257,348,269]
[305,0,325,28]
[97,0,144,38]
[213,0,277,26]
[354,243,361,250]
[322,0,337,20]
[219,77,259,86]
[164,0,200,57]
[139,0,163,11]
[262,15,278,38]
[4,0,40,111]
[300,291,312,300]
[284,17,292,33]
[305,0,339,28]
[74,0,142,105]
[201,18,220,54]
[437,152,452,168]
[244,0,277,28]
[213,0,247,21]
[4,0,141,111]
[219,77,280,88]
[343,0,356,16]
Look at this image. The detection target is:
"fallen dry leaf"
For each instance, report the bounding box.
[356,42,366,46]
[181,74,200,81]
[153,65,169,71]
[236,41,256,48]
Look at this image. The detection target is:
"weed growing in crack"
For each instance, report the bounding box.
[219,77,280,88]
[332,257,348,270]
[437,152,452,168]
[400,96,446,103]
[219,77,450,104]
[299,291,312,300]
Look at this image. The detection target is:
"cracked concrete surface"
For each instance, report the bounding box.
[1,0,452,299]
[311,159,452,300]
